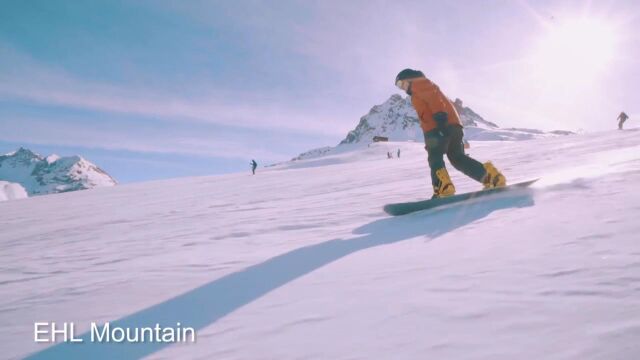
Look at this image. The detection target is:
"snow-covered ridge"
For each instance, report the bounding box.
[339,95,572,145]
[290,146,334,161]
[294,95,573,161]
[0,147,117,196]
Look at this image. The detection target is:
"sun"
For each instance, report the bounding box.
[530,17,619,90]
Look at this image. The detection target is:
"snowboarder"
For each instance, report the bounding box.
[617,111,629,130]
[250,159,257,175]
[397,149,401,158]
[394,68,506,198]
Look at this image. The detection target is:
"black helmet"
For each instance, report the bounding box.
[395,68,424,84]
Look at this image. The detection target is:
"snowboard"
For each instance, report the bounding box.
[383,179,539,216]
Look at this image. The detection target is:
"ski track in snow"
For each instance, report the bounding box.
[1,129,640,359]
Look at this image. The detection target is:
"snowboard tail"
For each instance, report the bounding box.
[384,179,539,216]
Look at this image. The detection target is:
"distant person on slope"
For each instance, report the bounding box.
[394,68,506,198]
[397,149,401,158]
[250,159,257,175]
[617,111,629,130]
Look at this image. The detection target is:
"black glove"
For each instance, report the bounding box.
[432,112,449,136]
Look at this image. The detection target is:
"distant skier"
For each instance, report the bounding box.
[250,159,257,175]
[397,149,401,158]
[617,111,629,130]
[394,68,506,198]
[387,151,392,159]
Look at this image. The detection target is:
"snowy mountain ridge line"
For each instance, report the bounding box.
[0,147,117,196]
[292,94,574,162]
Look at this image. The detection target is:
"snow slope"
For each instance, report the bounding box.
[0,148,116,196]
[0,181,28,201]
[2,129,640,360]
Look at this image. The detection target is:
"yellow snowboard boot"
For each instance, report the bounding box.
[433,168,456,198]
[482,162,507,189]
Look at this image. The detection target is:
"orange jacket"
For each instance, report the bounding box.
[410,77,461,133]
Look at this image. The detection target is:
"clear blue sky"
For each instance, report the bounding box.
[1,0,638,182]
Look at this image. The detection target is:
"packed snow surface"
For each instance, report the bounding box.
[2,129,640,360]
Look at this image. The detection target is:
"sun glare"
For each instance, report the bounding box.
[530,17,619,89]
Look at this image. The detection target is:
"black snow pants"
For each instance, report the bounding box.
[423,124,486,187]
[618,119,626,130]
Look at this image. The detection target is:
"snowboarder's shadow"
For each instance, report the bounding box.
[28,192,534,360]
[353,191,534,241]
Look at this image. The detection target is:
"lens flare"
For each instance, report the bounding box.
[530,17,619,91]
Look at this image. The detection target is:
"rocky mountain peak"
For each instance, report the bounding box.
[293,94,573,162]
[0,148,117,196]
